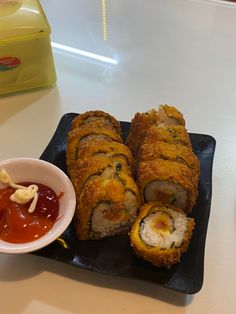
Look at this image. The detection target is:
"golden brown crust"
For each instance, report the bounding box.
[143,125,192,148]
[75,173,140,240]
[76,140,134,173]
[67,110,140,240]
[126,105,199,213]
[130,202,195,268]
[115,171,141,206]
[139,141,200,180]
[126,105,186,158]
[71,155,132,196]
[125,110,159,158]
[71,110,122,136]
[66,125,122,176]
[159,104,185,126]
[137,159,197,211]
[75,178,125,239]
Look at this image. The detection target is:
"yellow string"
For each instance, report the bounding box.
[102,0,107,41]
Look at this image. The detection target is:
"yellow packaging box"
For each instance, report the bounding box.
[0,0,56,96]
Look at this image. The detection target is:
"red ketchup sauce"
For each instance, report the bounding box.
[0,182,60,244]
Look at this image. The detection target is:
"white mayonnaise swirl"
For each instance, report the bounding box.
[0,168,38,213]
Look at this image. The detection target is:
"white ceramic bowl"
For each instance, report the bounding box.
[0,157,76,254]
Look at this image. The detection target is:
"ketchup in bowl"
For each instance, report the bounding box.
[0,182,60,244]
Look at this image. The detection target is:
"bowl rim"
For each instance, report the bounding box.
[0,157,76,254]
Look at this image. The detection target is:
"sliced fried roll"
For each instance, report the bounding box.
[67,110,140,240]
[137,159,197,212]
[75,174,140,240]
[71,110,122,136]
[126,110,159,158]
[143,125,192,148]
[158,104,185,126]
[139,142,200,180]
[126,105,185,157]
[76,140,134,173]
[130,202,195,268]
[71,156,132,196]
[67,125,122,176]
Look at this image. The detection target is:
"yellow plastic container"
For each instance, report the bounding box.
[0,0,56,96]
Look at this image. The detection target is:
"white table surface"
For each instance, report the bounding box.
[1,0,236,313]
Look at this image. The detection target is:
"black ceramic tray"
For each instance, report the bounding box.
[35,113,216,294]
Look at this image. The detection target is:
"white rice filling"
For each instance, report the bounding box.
[144,180,188,211]
[90,191,137,238]
[139,207,188,249]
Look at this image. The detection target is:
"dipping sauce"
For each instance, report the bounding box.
[0,183,60,243]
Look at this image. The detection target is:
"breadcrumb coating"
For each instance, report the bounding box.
[137,159,197,212]
[126,110,159,158]
[71,155,132,196]
[126,105,185,157]
[75,173,140,240]
[139,141,200,182]
[71,110,122,136]
[76,140,134,174]
[66,124,122,176]
[143,125,192,148]
[67,110,140,240]
[158,104,185,126]
[130,202,195,268]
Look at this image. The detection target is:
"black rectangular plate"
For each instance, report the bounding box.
[34,113,216,294]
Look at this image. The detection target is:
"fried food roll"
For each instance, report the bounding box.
[126,105,185,157]
[143,125,192,148]
[67,110,140,240]
[71,156,132,195]
[130,202,195,268]
[137,159,197,212]
[139,141,200,180]
[158,104,185,126]
[71,110,122,136]
[67,125,122,176]
[126,110,159,158]
[76,140,134,174]
[75,173,140,240]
